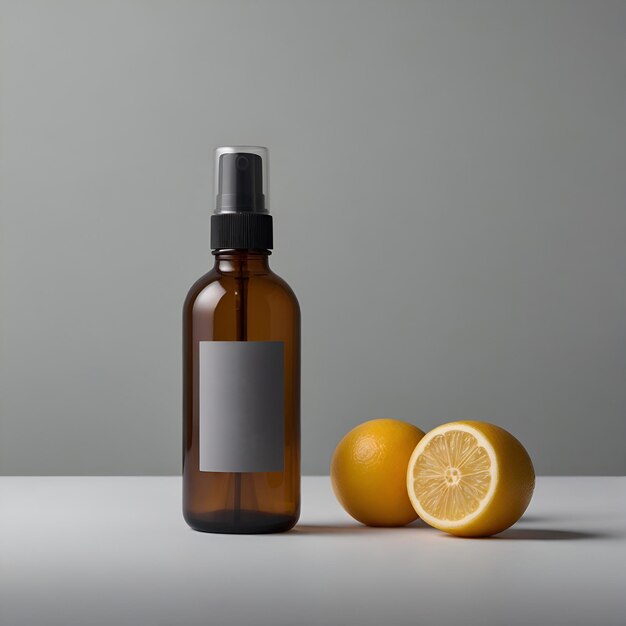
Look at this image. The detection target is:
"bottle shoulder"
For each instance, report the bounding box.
[264,269,300,310]
[183,267,299,315]
[183,269,219,310]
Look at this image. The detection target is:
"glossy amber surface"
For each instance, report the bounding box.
[183,250,300,533]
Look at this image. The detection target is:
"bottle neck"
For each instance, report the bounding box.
[212,249,271,274]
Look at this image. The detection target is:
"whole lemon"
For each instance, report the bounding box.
[331,419,425,526]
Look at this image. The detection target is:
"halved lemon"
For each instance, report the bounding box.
[406,421,535,537]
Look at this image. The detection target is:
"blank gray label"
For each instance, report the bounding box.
[199,341,285,473]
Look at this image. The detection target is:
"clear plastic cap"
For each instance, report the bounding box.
[214,146,269,214]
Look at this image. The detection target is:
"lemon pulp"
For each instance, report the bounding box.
[410,430,492,521]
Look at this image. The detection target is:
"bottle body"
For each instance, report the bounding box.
[182,251,300,533]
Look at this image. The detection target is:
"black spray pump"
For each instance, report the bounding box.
[211,146,273,250]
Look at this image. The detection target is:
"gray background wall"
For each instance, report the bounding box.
[1,0,625,476]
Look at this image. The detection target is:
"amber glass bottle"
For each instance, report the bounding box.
[183,147,300,533]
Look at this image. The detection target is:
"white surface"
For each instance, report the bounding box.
[1,476,625,626]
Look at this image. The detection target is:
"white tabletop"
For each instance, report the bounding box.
[1,476,624,626]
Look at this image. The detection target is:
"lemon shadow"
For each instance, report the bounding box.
[517,515,557,523]
[290,523,615,541]
[291,519,429,535]
[441,528,614,541]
